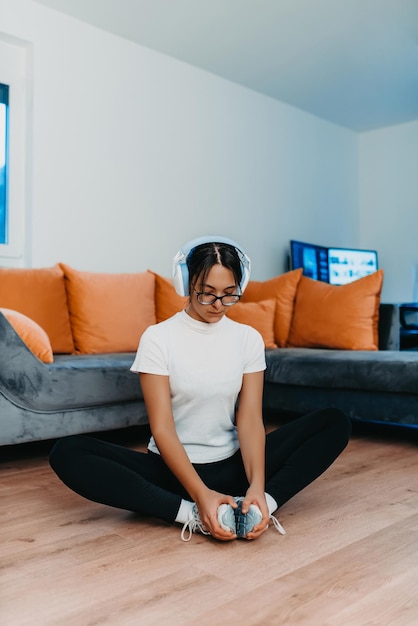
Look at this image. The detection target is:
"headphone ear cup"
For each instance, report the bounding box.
[178,262,189,297]
[237,251,251,293]
[172,251,190,296]
[240,261,251,292]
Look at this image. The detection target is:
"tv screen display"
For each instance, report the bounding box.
[289,240,379,285]
[290,240,329,282]
[328,247,378,285]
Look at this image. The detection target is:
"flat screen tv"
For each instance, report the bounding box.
[328,247,378,285]
[289,240,378,285]
[290,240,329,282]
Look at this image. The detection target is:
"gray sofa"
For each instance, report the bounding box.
[1,303,417,446]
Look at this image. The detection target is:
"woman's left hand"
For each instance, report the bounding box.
[240,488,269,540]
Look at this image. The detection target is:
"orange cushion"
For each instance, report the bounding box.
[241,269,303,347]
[226,300,277,349]
[150,271,188,323]
[0,265,74,353]
[287,270,384,350]
[1,308,54,363]
[60,264,156,354]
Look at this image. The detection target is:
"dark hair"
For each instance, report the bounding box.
[187,242,243,294]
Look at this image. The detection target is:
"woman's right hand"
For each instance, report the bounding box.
[195,489,238,541]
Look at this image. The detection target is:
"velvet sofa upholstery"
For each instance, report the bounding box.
[263,346,418,428]
[0,312,148,445]
[1,301,417,446]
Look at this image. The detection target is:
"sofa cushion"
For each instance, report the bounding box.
[265,347,418,394]
[287,270,384,350]
[149,271,187,322]
[60,264,156,354]
[240,269,303,347]
[0,309,54,363]
[226,300,277,348]
[0,264,74,353]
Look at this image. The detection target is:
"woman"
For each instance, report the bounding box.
[50,236,351,542]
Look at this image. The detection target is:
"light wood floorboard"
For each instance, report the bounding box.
[1,421,418,625]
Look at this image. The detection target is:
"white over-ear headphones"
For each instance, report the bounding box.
[172,235,251,297]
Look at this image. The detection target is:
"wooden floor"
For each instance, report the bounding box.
[1,420,418,626]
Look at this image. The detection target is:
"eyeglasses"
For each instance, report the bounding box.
[194,290,241,306]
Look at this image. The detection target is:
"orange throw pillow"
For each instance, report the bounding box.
[0,264,74,353]
[287,270,384,350]
[60,264,156,354]
[1,308,54,363]
[241,269,302,347]
[226,300,277,349]
[150,271,188,323]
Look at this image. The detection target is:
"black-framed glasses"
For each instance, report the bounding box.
[194,290,242,306]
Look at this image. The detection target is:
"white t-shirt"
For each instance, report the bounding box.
[130,310,266,463]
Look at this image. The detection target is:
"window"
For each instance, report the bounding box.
[0,83,9,244]
[0,38,28,265]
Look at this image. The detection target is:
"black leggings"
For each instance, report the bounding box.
[49,408,351,523]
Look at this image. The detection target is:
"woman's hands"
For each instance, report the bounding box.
[195,487,269,541]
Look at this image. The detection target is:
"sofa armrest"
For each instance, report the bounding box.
[378,303,400,350]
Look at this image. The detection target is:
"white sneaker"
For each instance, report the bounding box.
[217,503,236,534]
[180,504,210,542]
[234,497,286,537]
[234,497,263,538]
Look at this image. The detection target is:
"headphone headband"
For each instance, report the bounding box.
[172,235,251,297]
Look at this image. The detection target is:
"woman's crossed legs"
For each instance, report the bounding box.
[49,408,351,525]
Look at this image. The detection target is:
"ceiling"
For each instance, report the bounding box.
[34,0,418,131]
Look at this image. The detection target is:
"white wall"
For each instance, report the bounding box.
[359,120,418,302]
[1,0,358,281]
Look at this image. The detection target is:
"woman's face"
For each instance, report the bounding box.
[186,264,238,324]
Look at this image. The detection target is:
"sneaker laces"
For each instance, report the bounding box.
[269,513,286,535]
[180,505,211,542]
